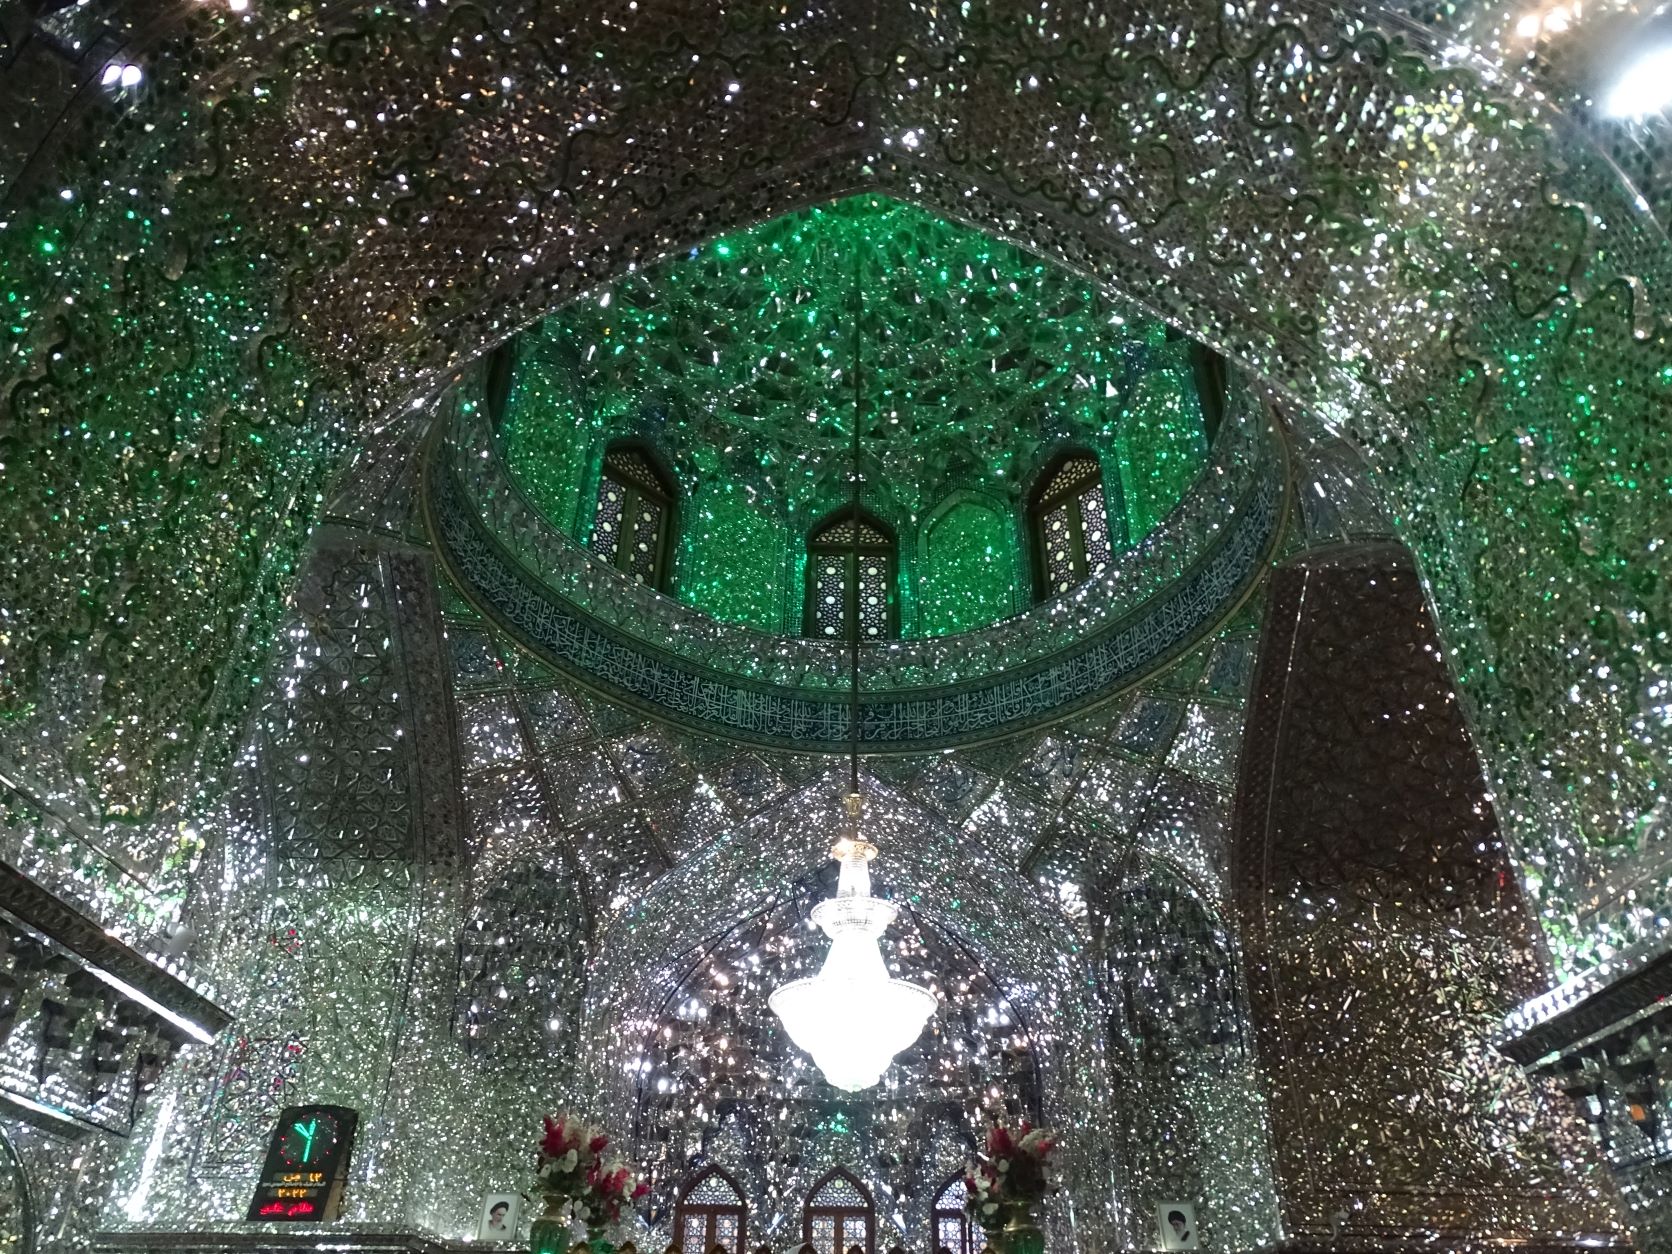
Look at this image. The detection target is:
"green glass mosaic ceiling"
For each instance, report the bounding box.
[919,497,1019,636]
[500,195,1208,635]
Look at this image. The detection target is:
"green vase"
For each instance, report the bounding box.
[999,1209,1045,1254]
[530,1215,569,1254]
[586,1226,614,1254]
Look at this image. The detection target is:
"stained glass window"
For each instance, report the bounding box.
[804,1168,874,1254]
[932,1177,977,1254]
[675,1167,747,1254]
[805,509,896,640]
[1028,453,1118,599]
[589,443,677,591]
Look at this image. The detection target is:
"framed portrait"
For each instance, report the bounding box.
[1155,1201,1199,1250]
[477,1193,521,1241]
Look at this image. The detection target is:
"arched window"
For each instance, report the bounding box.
[590,442,677,591]
[674,1167,747,1254]
[804,508,896,640]
[803,1167,874,1254]
[1028,452,1115,600]
[932,1176,978,1254]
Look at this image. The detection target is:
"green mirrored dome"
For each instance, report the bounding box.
[499,195,1211,636]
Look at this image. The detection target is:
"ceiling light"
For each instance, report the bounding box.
[1600,42,1672,118]
[769,823,937,1091]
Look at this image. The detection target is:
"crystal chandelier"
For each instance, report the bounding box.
[769,799,938,1091]
[767,250,936,1092]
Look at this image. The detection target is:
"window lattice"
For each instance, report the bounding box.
[805,1169,874,1254]
[1045,455,1100,500]
[1079,485,1112,574]
[932,1177,977,1254]
[714,1213,739,1250]
[1030,453,1114,598]
[687,1173,744,1205]
[857,557,888,638]
[814,517,890,547]
[806,511,895,640]
[605,447,666,494]
[590,445,675,590]
[810,1174,868,1208]
[813,555,848,639]
[1042,501,1077,593]
[592,486,626,558]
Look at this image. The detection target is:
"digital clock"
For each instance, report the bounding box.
[277,1110,341,1169]
[247,1104,359,1223]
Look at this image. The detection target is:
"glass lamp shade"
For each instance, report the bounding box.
[769,850,938,1092]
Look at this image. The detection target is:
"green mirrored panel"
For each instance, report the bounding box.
[500,195,1208,636]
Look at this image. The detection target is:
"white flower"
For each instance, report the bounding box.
[558,1148,578,1173]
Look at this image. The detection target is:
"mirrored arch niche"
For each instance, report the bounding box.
[1026,818,1282,1251]
[611,855,1042,1249]
[573,767,1235,1250]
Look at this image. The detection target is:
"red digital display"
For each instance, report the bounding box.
[255,1200,318,1218]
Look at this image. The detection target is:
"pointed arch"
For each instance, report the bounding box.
[804,505,897,640]
[931,1173,978,1254]
[1027,449,1116,601]
[916,490,1022,635]
[589,439,679,591]
[674,1165,748,1254]
[804,1167,875,1254]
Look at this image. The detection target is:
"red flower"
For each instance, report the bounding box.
[632,1181,650,1201]
[589,1134,610,1154]
[540,1116,572,1159]
[987,1125,1015,1157]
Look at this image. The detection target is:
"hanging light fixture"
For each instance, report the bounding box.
[767,798,938,1091]
[767,248,937,1093]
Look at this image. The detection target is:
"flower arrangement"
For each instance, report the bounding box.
[964,1120,1058,1232]
[535,1114,649,1235]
